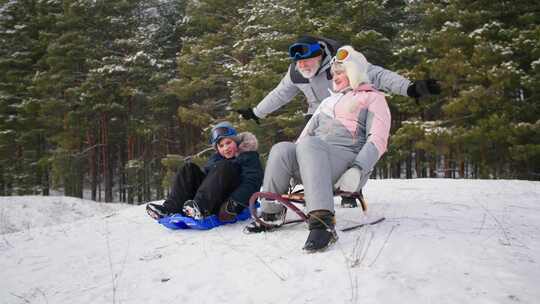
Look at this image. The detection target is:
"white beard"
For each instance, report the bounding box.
[297,61,321,79]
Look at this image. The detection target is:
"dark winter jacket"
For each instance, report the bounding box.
[203,132,263,206]
[252,36,411,118]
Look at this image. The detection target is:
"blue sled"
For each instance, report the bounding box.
[158,207,253,230]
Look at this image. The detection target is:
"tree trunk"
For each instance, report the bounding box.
[429,155,437,178]
[419,150,427,178]
[118,142,126,203]
[0,166,4,196]
[144,137,151,202]
[153,137,163,200]
[76,157,84,198]
[137,135,144,203]
[109,144,115,201]
[101,113,113,202]
[443,151,451,178]
[145,161,151,202]
[128,134,135,161]
[137,168,143,203]
[7,178,13,196]
[406,154,413,179]
[87,132,98,201]
[41,167,49,196]
[37,133,49,195]
[393,161,401,178]
[127,135,135,204]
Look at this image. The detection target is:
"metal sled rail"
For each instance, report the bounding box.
[248,191,385,231]
[248,192,307,229]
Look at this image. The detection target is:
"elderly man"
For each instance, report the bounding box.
[237,35,440,124]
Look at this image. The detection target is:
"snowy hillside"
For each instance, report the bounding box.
[0,196,129,234]
[1,179,539,304]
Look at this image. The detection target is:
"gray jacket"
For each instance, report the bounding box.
[253,38,411,118]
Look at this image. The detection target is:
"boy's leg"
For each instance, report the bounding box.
[162,162,206,213]
[193,160,241,215]
[261,142,301,214]
[295,137,356,214]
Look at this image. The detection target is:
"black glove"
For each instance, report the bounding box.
[304,114,313,125]
[236,108,260,124]
[218,199,246,222]
[407,79,441,99]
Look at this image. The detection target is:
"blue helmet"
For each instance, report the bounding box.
[209,121,237,145]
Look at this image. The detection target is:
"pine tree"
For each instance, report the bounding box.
[167,0,246,156]
[228,0,306,154]
[119,0,186,203]
[396,0,540,178]
[0,0,58,194]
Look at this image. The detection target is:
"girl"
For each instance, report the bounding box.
[246,46,391,252]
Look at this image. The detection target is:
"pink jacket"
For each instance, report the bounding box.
[299,84,391,171]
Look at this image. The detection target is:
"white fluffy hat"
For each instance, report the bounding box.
[332,45,370,89]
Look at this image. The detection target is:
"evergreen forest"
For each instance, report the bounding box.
[1,0,539,203]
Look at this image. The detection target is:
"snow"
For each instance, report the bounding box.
[441,21,462,31]
[1,179,539,304]
[0,196,129,234]
[402,120,451,135]
[91,64,128,74]
[469,22,504,39]
[531,58,540,70]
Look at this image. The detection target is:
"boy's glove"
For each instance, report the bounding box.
[236,108,260,124]
[218,199,245,222]
[407,79,441,99]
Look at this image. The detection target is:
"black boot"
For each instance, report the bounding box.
[146,203,171,220]
[218,199,246,222]
[182,200,207,220]
[340,196,358,208]
[303,210,337,253]
[245,209,286,233]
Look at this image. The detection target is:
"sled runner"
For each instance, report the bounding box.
[248,189,385,232]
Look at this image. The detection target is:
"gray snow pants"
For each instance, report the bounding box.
[261,136,357,214]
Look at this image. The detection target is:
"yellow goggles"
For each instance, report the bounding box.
[335,49,350,61]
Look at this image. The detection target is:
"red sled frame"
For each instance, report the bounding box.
[248,190,385,232]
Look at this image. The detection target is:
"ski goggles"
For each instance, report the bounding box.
[288,42,322,61]
[333,48,350,63]
[210,126,237,145]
